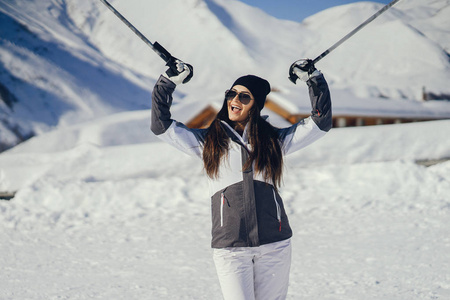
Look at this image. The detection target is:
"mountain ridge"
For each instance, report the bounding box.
[1,0,449,151]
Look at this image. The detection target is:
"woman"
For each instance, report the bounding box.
[151,59,331,300]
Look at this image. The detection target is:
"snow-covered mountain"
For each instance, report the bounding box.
[1,2,450,298]
[0,0,449,151]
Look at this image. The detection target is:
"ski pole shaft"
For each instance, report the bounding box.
[98,0,193,83]
[98,0,169,61]
[313,0,401,64]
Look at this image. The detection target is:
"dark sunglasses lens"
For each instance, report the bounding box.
[239,94,252,104]
[225,90,237,100]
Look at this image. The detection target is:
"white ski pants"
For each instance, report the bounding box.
[213,238,291,300]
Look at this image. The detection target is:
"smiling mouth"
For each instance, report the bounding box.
[231,105,242,112]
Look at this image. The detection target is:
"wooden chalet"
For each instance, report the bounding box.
[186,90,448,129]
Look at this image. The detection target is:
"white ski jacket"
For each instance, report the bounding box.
[151,74,332,248]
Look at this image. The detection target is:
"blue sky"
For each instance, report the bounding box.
[239,0,391,22]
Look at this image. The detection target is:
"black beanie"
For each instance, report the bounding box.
[231,75,271,111]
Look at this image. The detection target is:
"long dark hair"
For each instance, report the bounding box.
[202,98,283,189]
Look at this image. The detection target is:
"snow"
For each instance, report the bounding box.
[1,0,450,299]
[1,110,450,299]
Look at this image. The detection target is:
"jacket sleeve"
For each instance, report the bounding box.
[278,73,332,155]
[308,74,332,132]
[151,75,206,158]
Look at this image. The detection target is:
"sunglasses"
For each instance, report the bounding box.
[225,89,253,105]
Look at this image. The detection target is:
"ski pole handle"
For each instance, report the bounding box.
[154,42,194,84]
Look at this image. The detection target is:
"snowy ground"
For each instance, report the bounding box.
[1,117,450,299]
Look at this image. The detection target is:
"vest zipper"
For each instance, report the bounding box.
[272,189,282,232]
[220,192,225,227]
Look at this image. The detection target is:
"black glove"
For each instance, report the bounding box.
[289,59,320,84]
[164,59,193,85]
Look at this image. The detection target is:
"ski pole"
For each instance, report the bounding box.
[98,0,193,83]
[313,0,401,64]
[290,0,401,83]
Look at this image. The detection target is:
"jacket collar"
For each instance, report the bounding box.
[220,120,250,151]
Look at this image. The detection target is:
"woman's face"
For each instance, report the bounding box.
[227,85,254,124]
